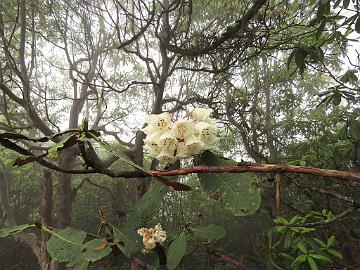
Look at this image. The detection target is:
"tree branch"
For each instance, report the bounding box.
[117,0,156,50]
[147,164,360,183]
[167,0,267,56]
[2,134,360,184]
[211,249,253,270]
[294,181,360,208]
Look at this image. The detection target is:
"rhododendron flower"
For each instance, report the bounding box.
[143,130,163,142]
[172,118,194,139]
[156,150,177,164]
[175,142,188,159]
[143,140,161,157]
[158,132,178,153]
[142,108,220,164]
[144,238,156,250]
[143,112,172,133]
[191,108,213,122]
[185,134,204,155]
[154,224,167,244]
[137,223,167,252]
[195,121,218,146]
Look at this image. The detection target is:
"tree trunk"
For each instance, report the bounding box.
[40,169,53,270]
[132,130,148,200]
[0,163,17,227]
[0,162,46,269]
[54,149,77,270]
[58,148,76,228]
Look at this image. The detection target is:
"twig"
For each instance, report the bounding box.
[303,207,356,227]
[211,250,253,270]
[294,181,360,208]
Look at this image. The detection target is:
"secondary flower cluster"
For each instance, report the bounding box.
[137,223,167,252]
[142,108,218,164]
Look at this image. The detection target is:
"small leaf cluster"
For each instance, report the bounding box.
[267,210,343,270]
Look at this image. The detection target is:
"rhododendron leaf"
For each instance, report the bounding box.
[126,181,169,228]
[111,225,141,258]
[197,151,261,216]
[0,224,35,238]
[80,239,112,262]
[191,224,226,242]
[167,230,187,270]
[46,228,86,265]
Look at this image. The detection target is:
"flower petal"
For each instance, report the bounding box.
[191,108,213,122]
[195,121,218,145]
[145,112,172,131]
[185,134,204,155]
[172,118,194,139]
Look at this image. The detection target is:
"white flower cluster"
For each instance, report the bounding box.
[137,223,167,252]
[142,108,218,164]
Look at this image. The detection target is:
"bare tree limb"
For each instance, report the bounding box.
[167,0,267,56]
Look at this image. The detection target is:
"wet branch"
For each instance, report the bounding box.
[147,164,360,183]
[2,135,360,184]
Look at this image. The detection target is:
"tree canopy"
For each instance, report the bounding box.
[0,0,360,269]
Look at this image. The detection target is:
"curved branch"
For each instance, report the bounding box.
[20,158,360,184]
[117,0,156,50]
[167,0,267,56]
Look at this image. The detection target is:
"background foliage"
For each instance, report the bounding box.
[0,0,360,269]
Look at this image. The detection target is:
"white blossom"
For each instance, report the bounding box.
[137,223,167,252]
[191,108,213,122]
[185,134,204,155]
[142,126,163,137]
[142,112,172,136]
[158,131,178,153]
[195,121,218,146]
[154,224,167,244]
[142,108,220,164]
[156,150,177,164]
[172,118,194,139]
[175,142,188,159]
[143,140,161,157]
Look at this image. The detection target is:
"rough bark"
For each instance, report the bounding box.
[56,148,77,270]
[58,148,76,228]
[131,130,148,199]
[40,169,53,270]
[0,164,16,227]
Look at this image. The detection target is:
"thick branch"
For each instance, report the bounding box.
[147,164,360,182]
[20,159,360,184]
[2,136,360,183]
